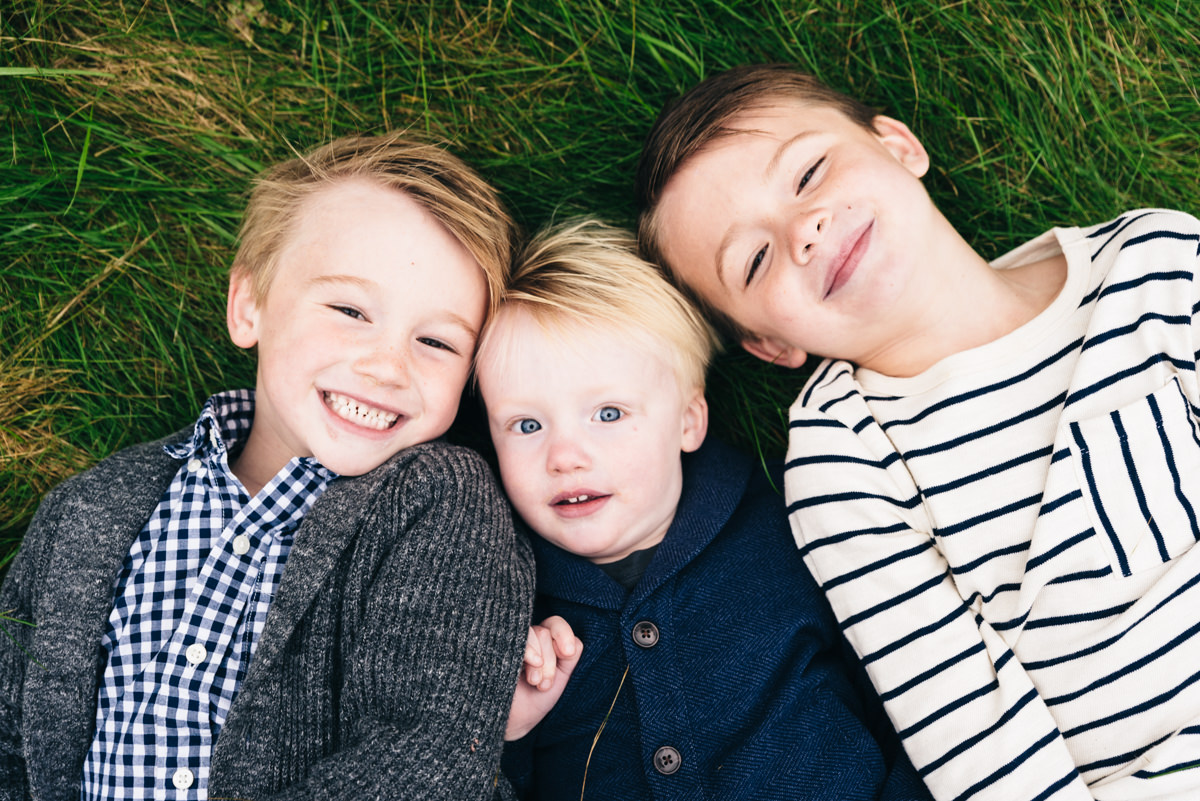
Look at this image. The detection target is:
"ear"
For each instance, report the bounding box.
[227,267,262,349]
[680,390,708,453]
[872,115,930,179]
[741,335,809,370]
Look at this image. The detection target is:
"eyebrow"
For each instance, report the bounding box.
[712,129,819,286]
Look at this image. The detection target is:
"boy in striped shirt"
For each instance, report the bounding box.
[635,63,1200,801]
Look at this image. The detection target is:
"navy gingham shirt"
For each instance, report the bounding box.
[81,390,335,800]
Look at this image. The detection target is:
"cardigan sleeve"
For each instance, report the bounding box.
[0,484,64,801]
[785,374,1093,801]
[260,444,535,801]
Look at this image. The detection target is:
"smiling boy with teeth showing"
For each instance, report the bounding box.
[477,219,929,801]
[0,134,533,801]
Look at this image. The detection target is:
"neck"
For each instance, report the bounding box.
[862,244,1067,378]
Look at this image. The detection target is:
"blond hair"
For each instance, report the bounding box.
[232,132,514,317]
[635,64,879,341]
[479,218,719,393]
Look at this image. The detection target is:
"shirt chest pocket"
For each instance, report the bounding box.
[1069,376,1200,577]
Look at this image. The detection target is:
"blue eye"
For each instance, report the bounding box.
[516,419,542,434]
[418,336,457,354]
[332,305,365,320]
[595,406,622,423]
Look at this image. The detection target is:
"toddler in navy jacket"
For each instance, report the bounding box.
[476,219,931,800]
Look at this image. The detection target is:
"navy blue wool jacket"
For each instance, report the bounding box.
[501,437,931,800]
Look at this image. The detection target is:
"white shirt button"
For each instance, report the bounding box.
[172,767,194,789]
[187,458,202,472]
[232,534,251,555]
[185,643,207,665]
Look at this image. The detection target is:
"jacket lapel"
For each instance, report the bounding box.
[25,438,182,800]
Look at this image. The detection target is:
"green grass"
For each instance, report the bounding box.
[3,0,1197,564]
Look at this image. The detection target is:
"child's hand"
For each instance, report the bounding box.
[505,616,583,741]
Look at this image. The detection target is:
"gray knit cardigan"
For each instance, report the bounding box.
[0,433,534,800]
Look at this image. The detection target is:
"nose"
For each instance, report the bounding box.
[546,432,589,475]
[352,341,410,388]
[787,209,829,266]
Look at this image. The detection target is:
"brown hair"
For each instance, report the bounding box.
[477,218,719,394]
[635,64,878,340]
[232,132,515,318]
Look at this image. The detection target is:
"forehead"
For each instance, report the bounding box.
[479,307,680,392]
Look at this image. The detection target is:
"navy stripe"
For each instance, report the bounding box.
[1050,447,1071,464]
[843,573,945,629]
[818,387,859,412]
[1045,619,1200,706]
[1024,599,1132,630]
[788,490,921,514]
[1088,211,1151,258]
[991,608,1031,632]
[879,641,986,702]
[937,495,1042,539]
[789,417,845,430]
[1024,568,1200,670]
[948,730,1066,801]
[878,341,1080,433]
[1081,730,1174,772]
[919,687,1038,777]
[1151,390,1200,540]
[1066,353,1195,407]
[1096,270,1193,303]
[796,521,911,559]
[860,605,966,665]
[1038,489,1082,517]
[898,677,999,740]
[785,451,902,470]
[1025,529,1093,572]
[950,542,1030,576]
[823,541,934,591]
[800,359,844,406]
[964,582,1023,606]
[1112,409,1170,560]
[1045,566,1112,585]
[925,447,1053,499]
[1071,421,1130,576]
[905,393,1066,461]
[1062,666,1200,738]
[1080,311,1190,352]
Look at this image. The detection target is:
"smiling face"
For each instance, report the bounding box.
[227,177,487,489]
[477,309,707,564]
[654,103,940,372]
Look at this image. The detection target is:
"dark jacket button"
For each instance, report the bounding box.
[632,620,659,648]
[653,745,681,775]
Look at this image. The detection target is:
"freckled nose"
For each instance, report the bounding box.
[790,213,828,266]
[353,344,410,387]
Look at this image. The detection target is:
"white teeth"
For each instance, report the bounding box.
[324,391,400,431]
[564,495,592,504]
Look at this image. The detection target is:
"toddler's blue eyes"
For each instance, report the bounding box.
[595,406,622,423]
[517,419,541,434]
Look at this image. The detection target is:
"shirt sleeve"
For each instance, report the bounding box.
[785,364,1093,801]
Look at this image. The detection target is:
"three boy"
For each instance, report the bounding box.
[636,63,1200,800]
[0,134,534,800]
[480,219,930,799]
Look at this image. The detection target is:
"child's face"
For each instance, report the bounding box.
[478,310,707,564]
[654,103,935,370]
[227,178,487,478]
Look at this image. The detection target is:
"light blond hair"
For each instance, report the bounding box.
[232,132,514,317]
[478,218,719,393]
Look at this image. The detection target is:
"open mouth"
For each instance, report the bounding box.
[324,391,401,431]
[557,494,601,506]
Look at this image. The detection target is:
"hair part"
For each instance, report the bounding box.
[232,131,515,318]
[634,64,880,342]
[478,218,720,394]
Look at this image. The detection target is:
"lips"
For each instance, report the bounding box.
[822,220,874,300]
[323,390,403,431]
[550,489,611,518]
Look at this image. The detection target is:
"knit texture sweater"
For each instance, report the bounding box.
[0,432,534,801]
